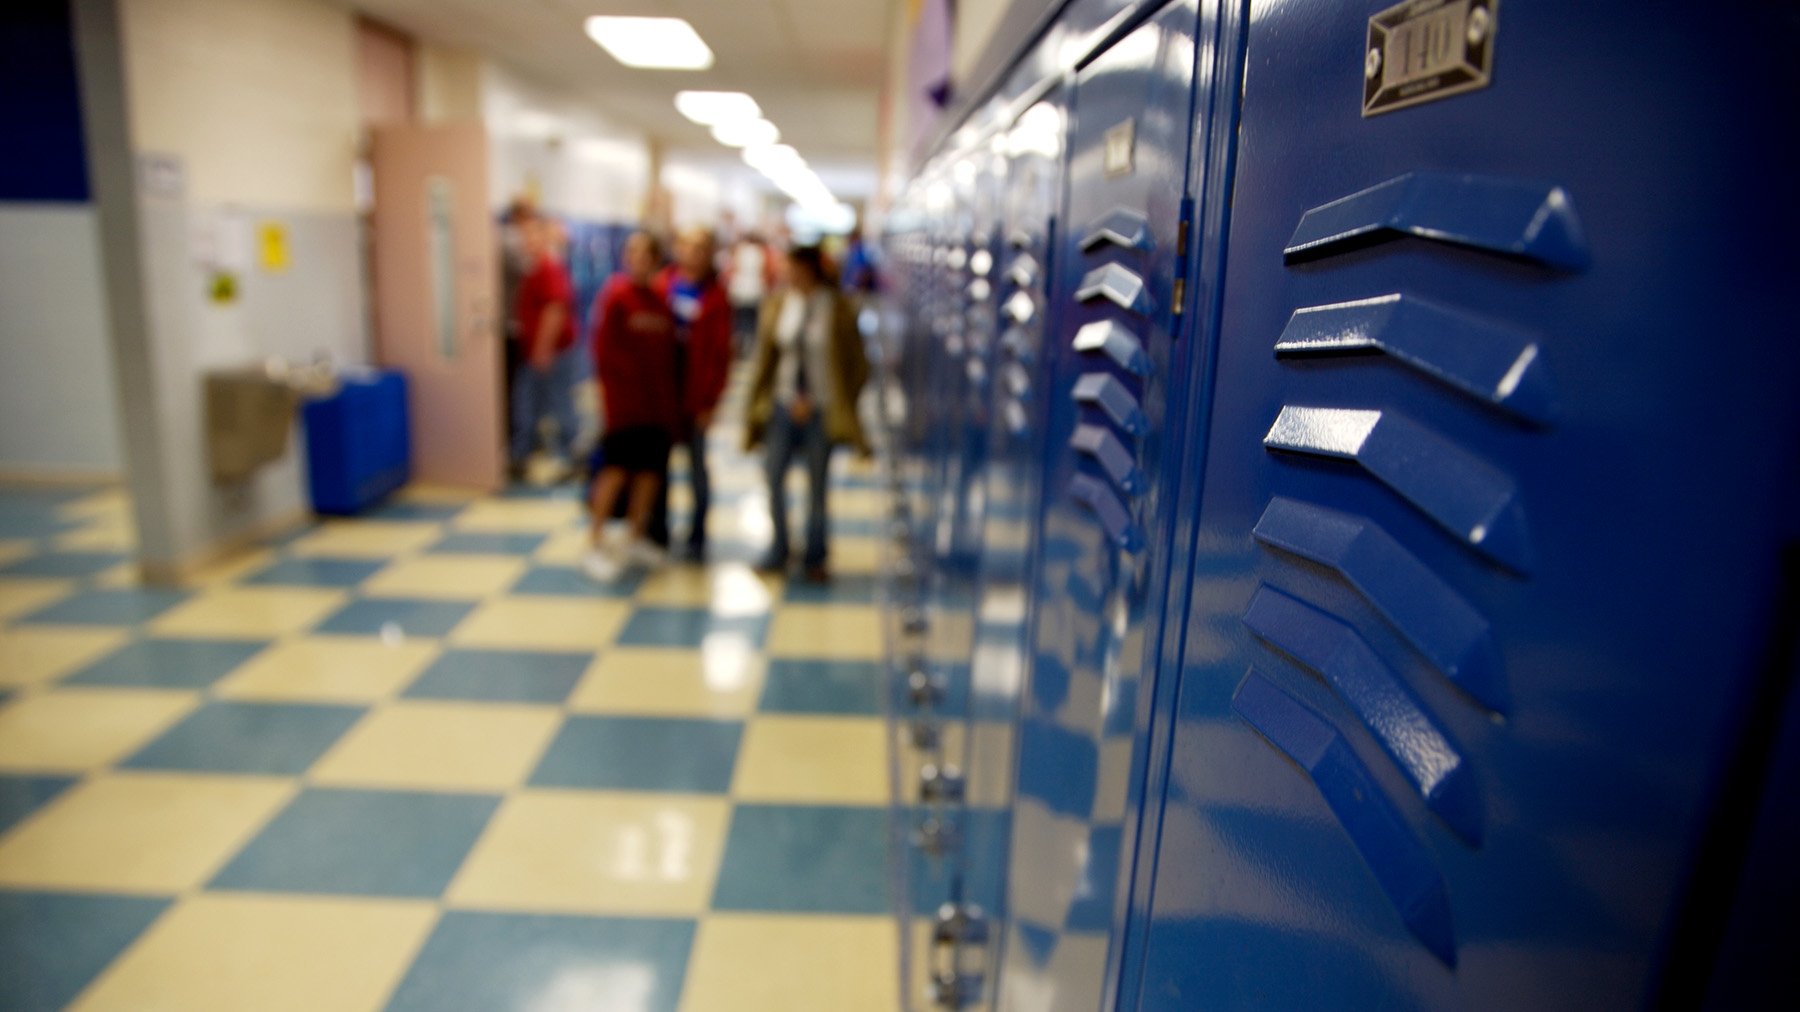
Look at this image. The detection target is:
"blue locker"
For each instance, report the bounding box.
[1129,0,1800,1007]
[996,3,1206,1007]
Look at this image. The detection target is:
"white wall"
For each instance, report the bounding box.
[122,0,359,213]
[481,64,651,224]
[0,205,123,474]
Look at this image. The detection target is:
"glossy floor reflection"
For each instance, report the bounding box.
[0,379,900,1011]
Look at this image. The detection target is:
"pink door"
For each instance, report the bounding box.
[370,122,502,490]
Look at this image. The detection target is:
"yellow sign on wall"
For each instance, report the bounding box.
[257,221,290,273]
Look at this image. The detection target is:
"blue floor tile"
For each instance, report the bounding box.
[757,658,885,715]
[122,700,363,775]
[210,788,498,897]
[260,521,319,548]
[0,551,125,579]
[782,572,880,604]
[711,804,889,914]
[240,557,386,588]
[0,775,77,836]
[364,501,466,522]
[0,514,76,540]
[829,517,886,537]
[498,483,581,501]
[313,597,477,638]
[429,531,546,556]
[385,911,694,1012]
[511,565,643,599]
[529,716,742,793]
[62,638,266,690]
[403,649,589,704]
[18,587,189,626]
[613,607,769,649]
[0,889,170,1012]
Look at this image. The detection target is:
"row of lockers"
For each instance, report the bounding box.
[873,0,1799,1008]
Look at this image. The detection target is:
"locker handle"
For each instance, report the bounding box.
[1276,294,1558,426]
[1069,474,1142,552]
[1253,497,1506,713]
[1072,320,1152,377]
[1284,172,1590,270]
[1075,262,1152,315]
[1242,586,1482,844]
[1073,373,1148,436]
[1079,207,1152,252]
[1263,406,1534,573]
[1233,670,1457,966]
[1071,424,1144,496]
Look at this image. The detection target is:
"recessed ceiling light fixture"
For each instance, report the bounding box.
[584,16,714,70]
[675,91,762,125]
[711,118,780,147]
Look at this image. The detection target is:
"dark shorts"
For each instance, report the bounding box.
[593,426,672,476]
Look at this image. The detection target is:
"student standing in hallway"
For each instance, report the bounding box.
[584,231,680,582]
[726,232,776,356]
[653,226,733,558]
[745,244,870,582]
[508,214,579,478]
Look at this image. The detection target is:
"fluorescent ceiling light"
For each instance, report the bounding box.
[743,144,803,172]
[711,119,780,147]
[584,16,713,70]
[675,91,761,125]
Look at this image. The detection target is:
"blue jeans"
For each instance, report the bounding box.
[509,346,578,465]
[764,406,832,568]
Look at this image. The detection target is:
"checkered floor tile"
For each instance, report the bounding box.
[0,375,900,1011]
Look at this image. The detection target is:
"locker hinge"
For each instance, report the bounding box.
[1172,197,1195,320]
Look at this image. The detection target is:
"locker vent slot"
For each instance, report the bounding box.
[1242,586,1481,844]
[1004,291,1036,325]
[1233,669,1457,965]
[1007,253,1040,288]
[1078,207,1153,251]
[1072,320,1152,376]
[1073,373,1148,436]
[1264,406,1534,573]
[1276,294,1559,426]
[1075,262,1151,315]
[1283,171,1590,270]
[1253,497,1506,712]
[1069,474,1142,552]
[1000,326,1035,365]
[1072,424,1143,496]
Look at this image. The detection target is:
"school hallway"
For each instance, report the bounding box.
[0,372,903,1011]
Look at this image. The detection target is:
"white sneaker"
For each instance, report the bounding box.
[582,547,623,582]
[626,539,668,568]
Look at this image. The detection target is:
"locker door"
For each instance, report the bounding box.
[899,131,1013,1010]
[997,3,1203,1008]
[1136,0,1800,1007]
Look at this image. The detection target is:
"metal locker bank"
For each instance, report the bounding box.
[874,0,1800,1008]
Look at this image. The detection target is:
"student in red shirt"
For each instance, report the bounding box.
[584,231,680,582]
[650,226,733,557]
[508,215,579,476]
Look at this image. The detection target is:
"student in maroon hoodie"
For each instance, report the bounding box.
[583,231,680,582]
[650,226,733,557]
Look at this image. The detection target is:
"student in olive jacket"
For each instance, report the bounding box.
[743,245,870,581]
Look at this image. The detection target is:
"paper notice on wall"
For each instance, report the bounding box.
[215,211,251,273]
[257,221,290,273]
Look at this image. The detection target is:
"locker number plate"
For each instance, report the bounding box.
[1364,0,1496,116]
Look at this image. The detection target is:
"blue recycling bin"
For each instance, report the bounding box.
[302,369,410,516]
